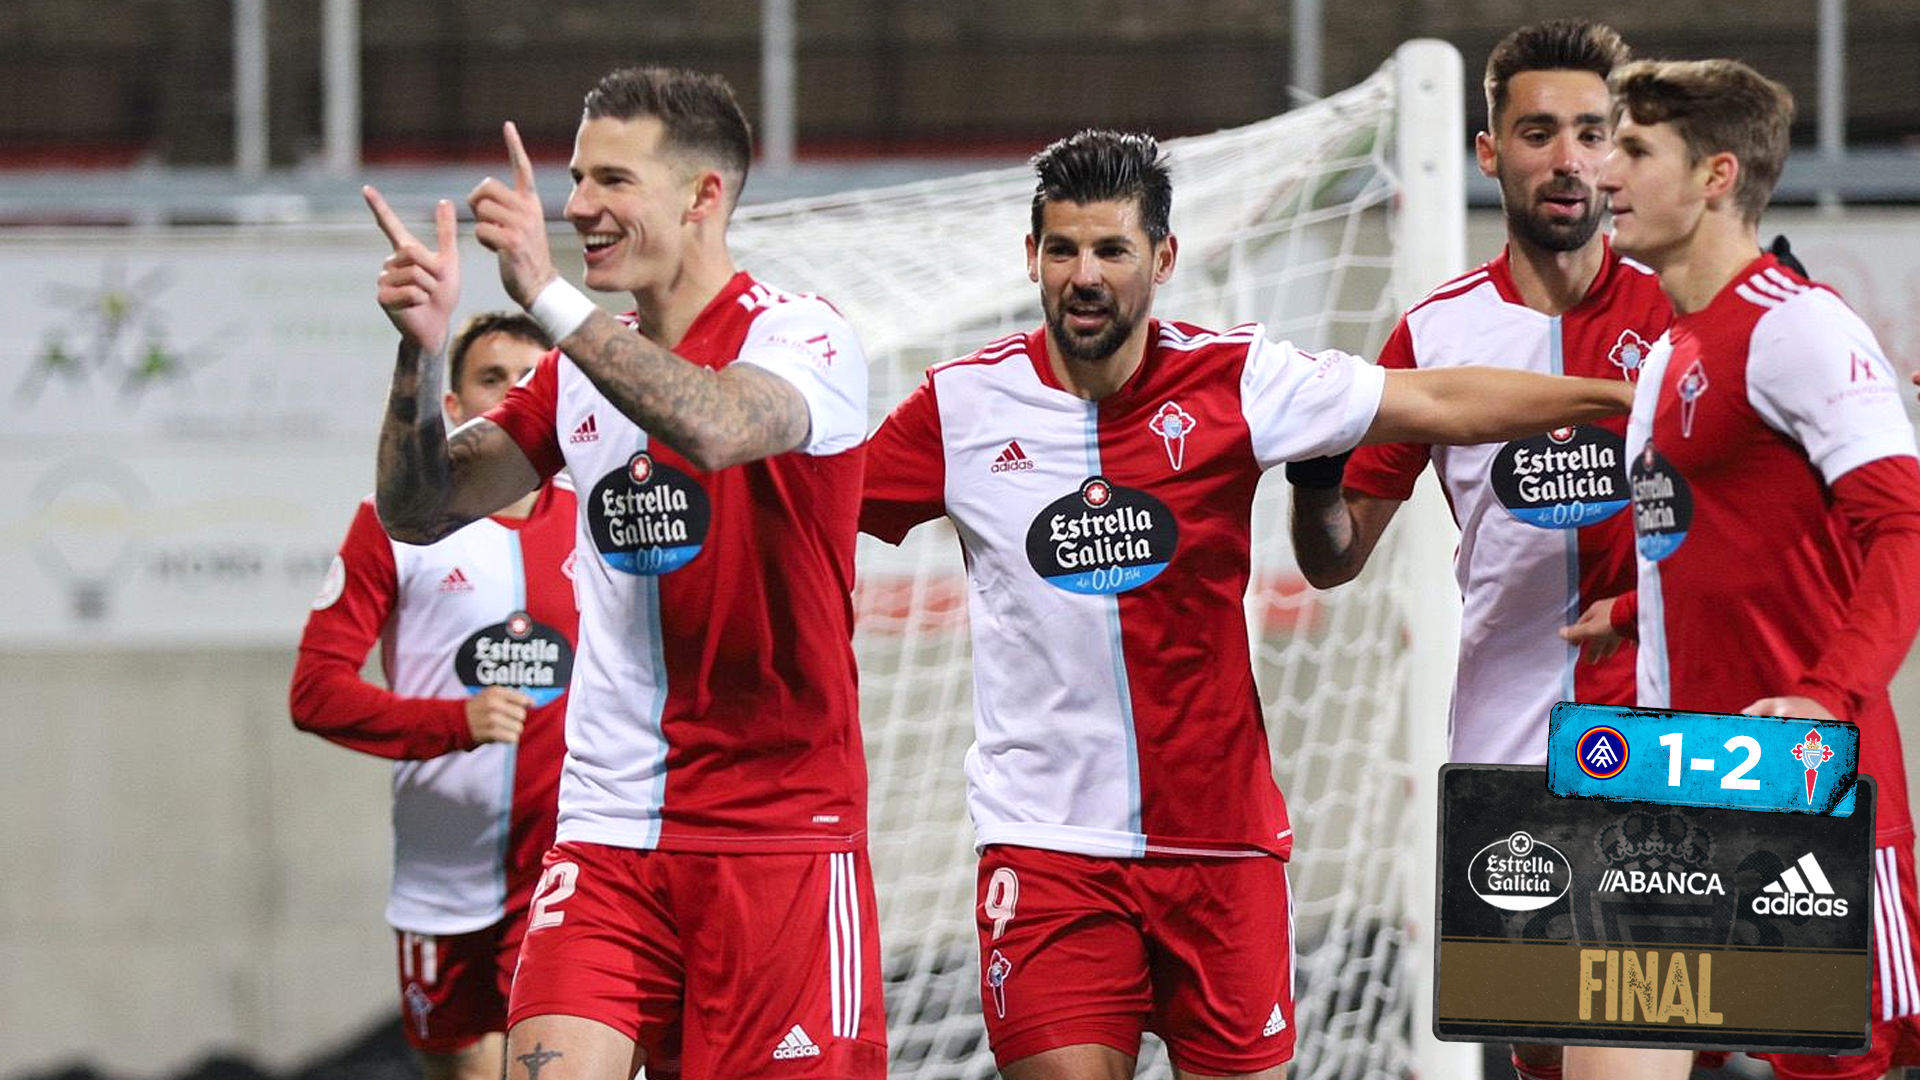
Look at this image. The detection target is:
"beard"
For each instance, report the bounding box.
[1044,286,1139,363]
[1504,176,1606,253]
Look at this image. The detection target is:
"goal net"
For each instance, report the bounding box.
[729,42,1464,1080]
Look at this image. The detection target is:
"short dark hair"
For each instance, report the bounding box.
[1610,58,1794,223]
[1029,130,1173,243]
[583,66,754,204]
[449,311,551,389]
[1484,20,1630,129]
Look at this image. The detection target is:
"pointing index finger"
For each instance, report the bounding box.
[362,185,415,251]
[434,199,457,259]
[504,121,537,194]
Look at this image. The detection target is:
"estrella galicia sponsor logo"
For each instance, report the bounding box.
[1024,476,1178,595]
[1577,725,1629,779]
[1490,425,1628,529]
[1630,443,1692,562]
[588,452,710,574]
[1469,831,1572,911]
[455,610,574,705]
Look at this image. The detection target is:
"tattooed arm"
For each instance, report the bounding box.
[374,338,540,544]
[466,122,813,471]
[556,310,811,471]
[362,185,539,543]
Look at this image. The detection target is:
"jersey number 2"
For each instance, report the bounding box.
[529,861,580,931]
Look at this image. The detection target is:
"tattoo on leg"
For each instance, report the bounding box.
[516,1042,563,1080]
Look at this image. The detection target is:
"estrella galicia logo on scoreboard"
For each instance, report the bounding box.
[1490,425,1629,529]
[1576,725,1630,779]
[1630,443,1692,562]
[1469,830,1572,911]
[1025,476,1179,595]
[455,610,574,705]
[588,451,711,575]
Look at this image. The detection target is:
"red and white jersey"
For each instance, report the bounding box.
[1628,253,1919,843]
[862,320,1385,859]
[486,271,870,853]
[1345,245,1670,764]
[291,482,579,934]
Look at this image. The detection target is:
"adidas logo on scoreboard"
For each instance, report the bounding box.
[1751,852,1849,917]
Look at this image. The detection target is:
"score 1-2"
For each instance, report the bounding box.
[1658,731,1759,790]
[1547,702,1859,815]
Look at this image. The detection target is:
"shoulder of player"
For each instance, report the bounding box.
[1401,264,1500,318]
[347,495,395,545]
[1748,282,1874,356]
[1154,319,1264,354]
[1722,258,1849,317]
[734,276,850,324]
[927,331,1033,379]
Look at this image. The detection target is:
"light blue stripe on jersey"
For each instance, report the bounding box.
[1550,317,1579,704]
[636,574,670,848]
[492,530,526,900]
[635,430,671,848]
[1083,404,1145,852]
[1641,562,1670,708]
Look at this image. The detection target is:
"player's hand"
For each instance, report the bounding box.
[465,686,533,744]
[1559,597,1623,663]
[365,188,460,355]
[468,121,558,308]
[1742,695,1838,721]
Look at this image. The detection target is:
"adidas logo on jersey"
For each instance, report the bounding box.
[438,568,473,592]
[570,414,600,444]
[1751,853,1849,917]
[772,1024,822,1060]
[1263,1003,1287,1037]
[990,440,1035,473]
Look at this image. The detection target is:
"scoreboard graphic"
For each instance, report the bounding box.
[1435,763,1873,1054]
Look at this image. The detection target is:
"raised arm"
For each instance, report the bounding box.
[363,187,541,543]
[466,122,810,471]
[1363,367,1631,447]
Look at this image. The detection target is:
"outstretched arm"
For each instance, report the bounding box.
[553,313,811,470]
[1364,367,1630,447]
[1290,487,1403,589]
[362,187,540,543]
[466,122,811,471]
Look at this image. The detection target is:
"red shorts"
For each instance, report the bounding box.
[1760,842,1920,1080]
[394,913,523,1053]
[507,841,887,1080]
[975,845,1294,1075]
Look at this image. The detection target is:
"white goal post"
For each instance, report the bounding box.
[728,39,1468,1080]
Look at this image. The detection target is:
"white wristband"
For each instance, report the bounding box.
[528,278,598,342]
